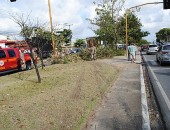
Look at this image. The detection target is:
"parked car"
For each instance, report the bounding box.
[141,44,148,51]
[42,51,52,58]
[146,44,158,54]
[156,44,170,65]
[116,44,126,50]
[69,48,82,54]
[0,47,32,74]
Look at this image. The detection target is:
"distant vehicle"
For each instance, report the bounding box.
[146,44,158,54]
[0,48,32,74]
[141,44,148,51]
[42,51,52,58]
[116,44,126,50]
[70,48,82,54]
[156,44,170,65]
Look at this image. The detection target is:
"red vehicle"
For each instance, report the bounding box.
[141,44,149,51]
[0,47,32,74]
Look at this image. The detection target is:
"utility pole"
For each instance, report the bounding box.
[48,0,55,54]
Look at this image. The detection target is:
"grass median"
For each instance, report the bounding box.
[0,61,120,130]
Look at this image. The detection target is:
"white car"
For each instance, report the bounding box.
[146,44,158,54]
[156,44,170,65]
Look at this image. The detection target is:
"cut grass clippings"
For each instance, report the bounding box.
[0,61,120,130]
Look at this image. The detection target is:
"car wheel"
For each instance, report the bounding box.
[26,62,31,70]
[159,60,164,66]
[156,56,159,62]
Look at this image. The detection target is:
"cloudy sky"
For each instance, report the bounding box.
[0,0,170,42]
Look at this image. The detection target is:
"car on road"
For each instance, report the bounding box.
[69,48,82,54]
[156,44,170,65]
[146,44,158,54]
[42,51,52,58]
[141,44,148,51]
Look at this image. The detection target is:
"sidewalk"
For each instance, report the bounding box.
[84,53,143,130]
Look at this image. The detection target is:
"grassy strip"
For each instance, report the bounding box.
[0,61,119,130]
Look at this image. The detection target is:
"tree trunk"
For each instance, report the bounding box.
[31,49,41,83]
[28,43,41,83]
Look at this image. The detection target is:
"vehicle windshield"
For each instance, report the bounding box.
[163,45,170,50]
[149,45,157,47]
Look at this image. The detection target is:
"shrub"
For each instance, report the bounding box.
[97,46,126,58]
[79,48,91,61]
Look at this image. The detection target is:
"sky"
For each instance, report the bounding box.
[0,0,170,43]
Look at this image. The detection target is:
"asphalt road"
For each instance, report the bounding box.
[142,51,170,130]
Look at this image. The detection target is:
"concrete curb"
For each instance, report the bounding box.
[140,64,151,130]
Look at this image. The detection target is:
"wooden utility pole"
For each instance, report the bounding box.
[48,0,55,54]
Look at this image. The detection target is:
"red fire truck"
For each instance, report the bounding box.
[0,47,32,74]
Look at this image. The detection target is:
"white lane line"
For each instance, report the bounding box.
[140,65,151,130]
[144,57,170,111]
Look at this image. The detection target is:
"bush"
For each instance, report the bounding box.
[114,49,126,56]
[79,48,91,61]
[51,47,126,64]
[79,47,126,61]
[97,46,115,58]
[96,46,125,58]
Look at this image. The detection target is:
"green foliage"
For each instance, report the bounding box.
[56,29,72,44]
[79,48,91,61]
[117,12,150,43]
[87,0,125,47]
[138,39,149,46]
[96,46,125,58]
[88,1,149,47]
[78,46,126,61]
[156,28,170,42]
[20,25,33,39]
[94,11,116,46]
[74,39,86,47]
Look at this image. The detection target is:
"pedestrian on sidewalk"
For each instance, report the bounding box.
[128,43,136,63]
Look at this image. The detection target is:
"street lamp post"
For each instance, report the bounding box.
[48,0,55,55]
[125,2,163,60]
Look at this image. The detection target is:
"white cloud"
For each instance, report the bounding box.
[124,1,170,42]
[0,0,170,42]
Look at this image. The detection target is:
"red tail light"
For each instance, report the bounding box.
[161,52,168,54]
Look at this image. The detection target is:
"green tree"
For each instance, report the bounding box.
[88,0,125,48]
[74,39,85,47]
[56,29,72,44]
[138,39,149,46]
[117,12,149,44]
[156,28,170,43]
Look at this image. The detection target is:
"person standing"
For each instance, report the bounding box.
[128,43,136,63]
[88,39,96,60]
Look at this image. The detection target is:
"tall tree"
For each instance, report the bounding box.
[10,13,41,83]
[56,29,72,45]
[88,0,125,48]
[156,28,170,43]
[117,12,149,44]
[74,39,86,47]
